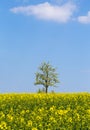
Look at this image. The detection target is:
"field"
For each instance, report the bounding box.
[0,93,90,130]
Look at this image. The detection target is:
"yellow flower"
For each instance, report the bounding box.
[20,110,25,115]
[49,117,56,123]
[76,113,80,120]
[87,109,90,114]
[49,105,55,112]
[36,116,42,121]
[20,118,25,123]
[57,110,67,115]
[32,127,38,130]
[39,124,42,127]
[27,120,32,127]
[26,109,30,113]
[0,121,7,129]
[7,114,13,122]
[0,112,5,119]
[68,117,72,123]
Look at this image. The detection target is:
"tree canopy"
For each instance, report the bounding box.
[34,62,59,93]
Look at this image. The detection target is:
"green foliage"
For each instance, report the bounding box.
[34,62,59,93]
[0,93,90,130]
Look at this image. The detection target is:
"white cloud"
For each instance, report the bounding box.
[10,2,76,23]
[78,11,90,24]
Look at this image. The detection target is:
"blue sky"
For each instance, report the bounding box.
[0,0,90,93]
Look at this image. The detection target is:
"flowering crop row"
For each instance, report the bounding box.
[0,93,90,130]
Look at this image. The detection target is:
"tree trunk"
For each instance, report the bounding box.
[45,86,48,93]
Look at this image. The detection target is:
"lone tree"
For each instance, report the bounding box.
[34,62,59,93]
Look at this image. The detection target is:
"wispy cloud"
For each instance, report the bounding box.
[78,11,90,24]
[10,2,76,23]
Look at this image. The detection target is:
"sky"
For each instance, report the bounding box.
[0,0,90,93]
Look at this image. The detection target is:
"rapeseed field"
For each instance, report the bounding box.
[0,93,90,130]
